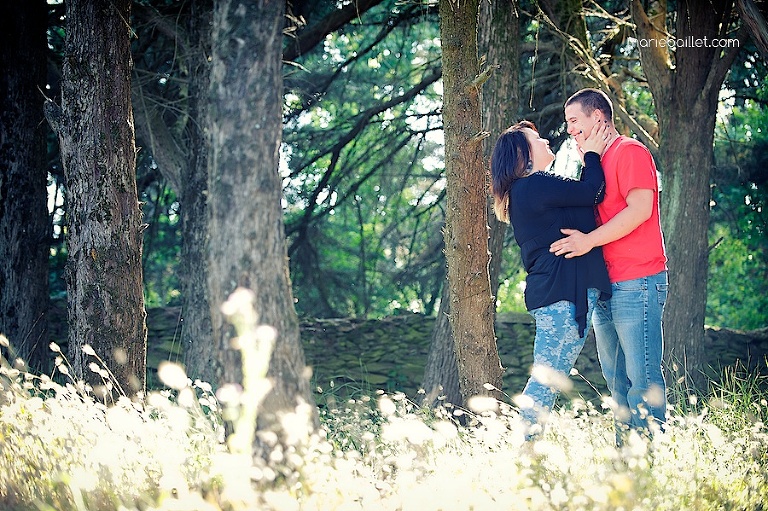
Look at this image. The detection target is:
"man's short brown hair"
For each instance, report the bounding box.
[565,88,613,121]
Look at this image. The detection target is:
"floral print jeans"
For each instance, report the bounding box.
[519,288,600,438]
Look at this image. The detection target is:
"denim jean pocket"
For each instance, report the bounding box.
[656,283,668,305]
[613,277,644,292]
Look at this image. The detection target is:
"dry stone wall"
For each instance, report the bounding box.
[47,300,768,405]
[295,312,768,405]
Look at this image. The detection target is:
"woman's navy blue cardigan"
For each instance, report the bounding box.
[509,152,611,336]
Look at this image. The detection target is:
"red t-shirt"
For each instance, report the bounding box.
[598,136,667,283]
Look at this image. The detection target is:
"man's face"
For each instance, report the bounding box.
[565,103,602,147]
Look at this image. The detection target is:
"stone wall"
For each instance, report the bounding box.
[47,301,768,404]
[300,311,768,403]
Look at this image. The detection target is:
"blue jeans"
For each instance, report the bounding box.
[520,288,600,435]
[593,271,668,436]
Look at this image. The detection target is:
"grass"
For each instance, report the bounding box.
[2,311,768,510]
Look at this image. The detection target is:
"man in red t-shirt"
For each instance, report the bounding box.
[550,88,669,442]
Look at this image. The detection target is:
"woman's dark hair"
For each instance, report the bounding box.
[490,120,536,223]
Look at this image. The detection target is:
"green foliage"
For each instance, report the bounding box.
[139,175,181,308]
[707,224,767,329]
[40,1,768,331]
[707,361,768,433]
[709,70,768,330]
[494,237,528,313]
[283,2,446,318]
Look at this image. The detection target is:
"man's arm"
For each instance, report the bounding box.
[549,188,654,258]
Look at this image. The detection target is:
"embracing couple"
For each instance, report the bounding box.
[490,88,668,443]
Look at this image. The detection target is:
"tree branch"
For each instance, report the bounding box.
[630,0,672,94]
[289,65,442,177]
[703,25,750,104]
[534,5,660,152]
[283,0,385,62]
[284,6,414,122]
[469,63,497,90]
[131,78,186,196]
[737,0,768,63]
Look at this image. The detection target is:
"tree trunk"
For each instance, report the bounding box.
[658,109,714,387]
[180,0,216,386]
[480,0,520,392]
[207,0,316,428]
[738,0,768,61]
[539,0,588,45]
[50,0,147,393]
[478,0,520,293]
[421,0,520,406]
[420,284,461,405]
[631,0,742,389]
[0,0,50,371]
[439,0,503,404]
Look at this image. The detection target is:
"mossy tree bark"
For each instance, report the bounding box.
[206,0,317,429]
[480,0,520,387]
[129,1,217,385]
[0,0,50,371]
[421,0,519,406]
[538,0,588,45]
[631,0,743,389]
[737,0,768,60]
[49,0,147,393]
[179,0,216,386]
[421,284,460,405]
[438,0,503,404]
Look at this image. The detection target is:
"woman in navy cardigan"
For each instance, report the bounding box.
[490,120,612,439]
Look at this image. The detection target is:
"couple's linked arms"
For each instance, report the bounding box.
[549,188,654,258]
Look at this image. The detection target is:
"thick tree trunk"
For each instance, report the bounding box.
[738,0,768,61]
[655,1,726,389]
[658,111,713,387]
[51,0,147,393]
[480,0,520,391]
[632,0,741,390]
[180,0,216,386]
[0,0,50,371]
[478,0,519,296]
[420,284,461,405]
[207,0,316,428]
[539,0,588,45]
[439,0,503,404]
[421,0,519,406]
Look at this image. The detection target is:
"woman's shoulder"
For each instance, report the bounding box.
[524,171,575,183]
[512,173,575,207]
